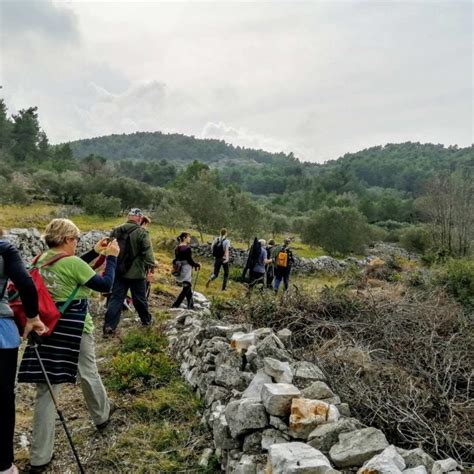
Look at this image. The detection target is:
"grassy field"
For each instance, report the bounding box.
[1,203,332,300]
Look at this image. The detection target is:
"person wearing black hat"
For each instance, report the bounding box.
[103,208,156,336]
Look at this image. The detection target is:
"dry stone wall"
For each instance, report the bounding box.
[192,242,414,275]
[166,298,461,474]
[1,228,107,263]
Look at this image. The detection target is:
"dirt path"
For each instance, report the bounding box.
[14,294,212,473]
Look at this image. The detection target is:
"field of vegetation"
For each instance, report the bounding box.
[1,96,472,471]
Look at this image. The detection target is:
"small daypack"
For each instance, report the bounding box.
[275,248,289,268]
[115,226,139,276]
[212,238,225,259]
[7,253,79,336]
[171,259,182,277]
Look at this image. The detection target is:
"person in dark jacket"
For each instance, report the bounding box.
[103,208,156,337]
[265,239,276,289]
[272,238,295,292]
[0,229,46,474]
[206,228,230,291]
[172,232,200,309]
[249,239,272,290]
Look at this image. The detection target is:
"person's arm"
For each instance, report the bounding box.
[140,230,156,269]
[84,256,117,292]
[263,248,272,265]
[3,243,38,318]
[185,247,199,268]
[80,249,99,264]
[224,240,230,263]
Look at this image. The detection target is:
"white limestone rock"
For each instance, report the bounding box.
[225,399,268,438]
[263,357,293,383]
[261,383,301,417]
[329,427,389,468]
[267,442,340,474]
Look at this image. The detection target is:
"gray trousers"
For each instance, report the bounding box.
[30,333,110,466]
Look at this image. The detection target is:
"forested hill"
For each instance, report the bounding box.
[68,131,299,168]
[68,131,472,196]
[324,143,472,194]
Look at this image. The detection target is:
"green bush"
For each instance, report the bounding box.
[121,328,168,354]
[132,380,200,420]
[82,192,121,217]
[302,206,371,256]
[368,225,389,243]
[109,351,176,391]
[0,178,30,204]
[436,258,474,308]
[400,225,432,253]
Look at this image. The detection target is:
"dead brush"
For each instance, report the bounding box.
[229,285,474,467]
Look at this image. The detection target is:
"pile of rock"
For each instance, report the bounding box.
[166,303,459,473]
[1,228,107,263]
[1,228,47,262]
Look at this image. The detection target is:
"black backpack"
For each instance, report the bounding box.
[115,226,139,276]
[246,238,262,270]
[212,238,225,259]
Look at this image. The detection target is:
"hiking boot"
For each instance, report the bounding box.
[205,279,211,289]
[102,326,116,339]
[96,403,117,431]
[141,317,153,327]
[28,456,54,473]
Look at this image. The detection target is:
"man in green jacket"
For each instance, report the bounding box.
[103,208,156,336]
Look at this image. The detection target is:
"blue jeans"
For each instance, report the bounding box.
[273,270,290,292]
[104,277,151,331]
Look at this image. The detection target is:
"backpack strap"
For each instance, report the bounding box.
[57,284,81,314]
[33,252,70,269]
[33,253,81,313]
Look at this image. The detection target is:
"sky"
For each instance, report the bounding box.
[0,0,472,162]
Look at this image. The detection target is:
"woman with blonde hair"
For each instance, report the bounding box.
[17,219,120,473]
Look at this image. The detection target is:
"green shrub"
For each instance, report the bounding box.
[132,380,200,420]
[436,258,474,308]
[302,206,371,256]
[0,178,30,204]
[368,225,389,243]
[121,328,168,354]
[82,192,121,217]
[109,351,176,391]
[400,225,431,253]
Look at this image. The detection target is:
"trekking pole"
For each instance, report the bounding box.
[28,334,86,474]
[193,267,200,294]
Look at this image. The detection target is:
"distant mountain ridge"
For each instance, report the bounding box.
[67,131,472,195]
[67,131,299,168]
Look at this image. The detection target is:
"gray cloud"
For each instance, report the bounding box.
[0,1,471,162]
[0,0,79,43]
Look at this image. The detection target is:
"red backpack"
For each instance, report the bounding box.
[8,253,79,336]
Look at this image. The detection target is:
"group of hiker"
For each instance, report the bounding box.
[243,236,295,291]
[170,227,295,310]
[0,209,295,473]
[0,208,157,473]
